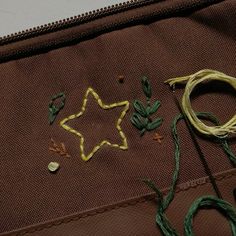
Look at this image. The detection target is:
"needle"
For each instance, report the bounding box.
[172,90,223,199]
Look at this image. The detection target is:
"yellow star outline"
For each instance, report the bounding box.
[60,87,130,162]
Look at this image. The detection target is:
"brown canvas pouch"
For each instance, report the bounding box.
[0,0,235,235]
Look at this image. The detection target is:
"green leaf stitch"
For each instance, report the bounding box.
[141,76,152,98]
[131,113,145,130]
[133,100,147,117]
[146,118,163,131]
[140,128,146,136]
[49,92,66,125]
[130,76,163,135]
[148,100,161,115]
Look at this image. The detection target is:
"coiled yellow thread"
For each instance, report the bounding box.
[60,87,129,161]
[165,69,236,138]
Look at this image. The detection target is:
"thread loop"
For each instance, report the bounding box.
[165,69,236,138]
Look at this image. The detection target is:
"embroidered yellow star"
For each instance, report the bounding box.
[60,87,129,162]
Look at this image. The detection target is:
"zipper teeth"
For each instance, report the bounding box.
[0,0,156,45]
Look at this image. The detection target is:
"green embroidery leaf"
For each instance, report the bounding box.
[133,100,147,117]
[146,117,163,131]
[49,113,56,124]
[49,106,58,124]
[143,118,149,127]
[140,128,146,136]
[49,92,66,125]
[49,106,58,114]
[131,113,145,130]
[141,76,152,98]
[148,100,161,115]
[52,92,65,100]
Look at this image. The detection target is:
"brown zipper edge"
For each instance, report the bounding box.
[0,0,224,64]
[0,0,162,46]
[2,168,236,236]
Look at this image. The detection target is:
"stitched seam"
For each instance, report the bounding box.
[7,169,236,236]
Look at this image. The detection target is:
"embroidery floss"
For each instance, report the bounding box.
[144,112,236,236]
[153,132,163,144]
[49,138,71,158]
[49,92,66,125]
[131,76,163,136]
[165,69,236,138]
[197,112,236,166]
[60,87,129,162]
[184,196,236,236]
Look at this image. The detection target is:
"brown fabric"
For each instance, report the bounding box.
[0,0,235,235]
[4,169,235,236]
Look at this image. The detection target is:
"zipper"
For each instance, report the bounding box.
[0,0,160,46]
[0,0,223,46]
[0,0,224,63]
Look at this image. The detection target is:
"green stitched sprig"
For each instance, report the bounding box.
[131,76,163,136]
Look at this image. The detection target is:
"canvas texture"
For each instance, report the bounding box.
[0,0,235,235]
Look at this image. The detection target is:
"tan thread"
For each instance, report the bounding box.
[153,132,163,144]
[165,69,236,138]
[13,170,236,236]
[60,87,130,162]
[49,138,71,158]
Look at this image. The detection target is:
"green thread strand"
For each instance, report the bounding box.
[184,196,236,236]
[144,112,236,236]
[143,113,182,236]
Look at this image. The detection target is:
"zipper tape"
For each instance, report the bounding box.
[0,0,224,63]
[0,0,161,46]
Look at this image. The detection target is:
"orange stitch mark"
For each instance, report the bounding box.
[49,138,71,158]
[153,132,163,144]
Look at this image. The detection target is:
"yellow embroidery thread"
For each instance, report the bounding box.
[165,69,236,138]
[60,87,129,162]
